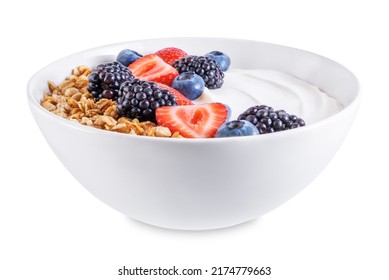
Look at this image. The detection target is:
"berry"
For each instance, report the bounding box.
[215,120,259,138]
[88,61,135,101]
[155,47,188,66]
[237,105,306,134]
[117,79,177,121]
[155,103,228,138]
[128,54,179,86]
[116,49,143,67]
[173,55,224,89]
[205,51,231,72]
[156,82,193,106]
[172,72,205,100]
[224,104,232,121]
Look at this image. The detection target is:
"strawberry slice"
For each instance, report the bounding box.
[155,47,188,66]
[156,82,193,106]
[156,103,228,138]
[128,54,178,86]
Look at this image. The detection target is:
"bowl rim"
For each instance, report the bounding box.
[27,37,360,143]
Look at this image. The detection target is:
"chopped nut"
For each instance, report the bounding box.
[85,108,102,117]
[71,92,82,101]
[134,124,144,135]
[147,127,157,136]
[67,98,79,108]
[75,76,88,88]
[72,67,80,76]
[172,132,183,138]
[70,108,81,115]
[154,126,172,137]
[64,87,79,97]
[111,123,130,133]
[58,80,75,92]
[103,116,117,126]
[96,99,113,112]
[75,65,92,76]
[42,101,56,111]
[103,105,119,118]
[80,117,93,126]
[48,81,56,92]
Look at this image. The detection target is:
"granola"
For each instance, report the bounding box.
[40,66,182,138]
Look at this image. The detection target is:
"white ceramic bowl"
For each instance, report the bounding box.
[28,38,359,230]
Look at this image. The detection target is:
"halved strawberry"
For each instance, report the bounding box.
[156,82,193,106]
[128,54,178,86]
[155,47,188,66]
[155,103,228,138]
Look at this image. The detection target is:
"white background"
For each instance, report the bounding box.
[1,0,388,279]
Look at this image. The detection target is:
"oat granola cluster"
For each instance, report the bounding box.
[40,66,182,138]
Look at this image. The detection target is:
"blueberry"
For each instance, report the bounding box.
[172,72,205,100]
[224,104,232,121]
[116,49,143,67]
[215,120,259,138]
[205,51,231,72]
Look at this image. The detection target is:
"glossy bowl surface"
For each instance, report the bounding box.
[28,38,359,230]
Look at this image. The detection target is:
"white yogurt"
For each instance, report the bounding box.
[196,69,342,124]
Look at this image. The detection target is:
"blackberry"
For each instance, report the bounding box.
[237,105,306,134]
[173,55,224,89]
[117,79,177,121]
[88,61,134,101]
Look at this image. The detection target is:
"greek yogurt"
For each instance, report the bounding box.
[196,69,342,124]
